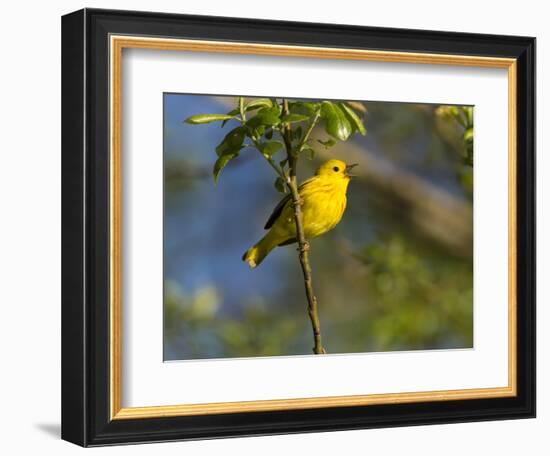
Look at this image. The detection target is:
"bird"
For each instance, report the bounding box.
[243,159,357,268]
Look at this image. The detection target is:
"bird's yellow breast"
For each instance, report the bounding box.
[276,174,350,240]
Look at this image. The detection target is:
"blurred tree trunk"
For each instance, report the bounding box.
[314,136,473,258]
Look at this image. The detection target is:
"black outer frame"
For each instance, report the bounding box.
[61,8,536,447]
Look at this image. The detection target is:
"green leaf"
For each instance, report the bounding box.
[274,177,286,193]
[292,126,303,141]
[281,114,309,124]
[321,102,352,141]
[465,106,473,125]
[448,106,459,117]
[302,144,315,160]
[184,113,235,124]
[213,153,239,183]
[251,125,266,140]
[215,126,246,156]
[340,102,366,135]
[317,138,336,148]
[245,98,273,112]
[291,102,319,116]
[246,106,281,128]
[222,108,240,127]
[454,108,468,128]
[464,126,473,167]
[258,140,283,157]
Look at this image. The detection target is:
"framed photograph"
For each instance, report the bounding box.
[61,8,535,447]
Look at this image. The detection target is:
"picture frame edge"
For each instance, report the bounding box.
[61,8,536,447]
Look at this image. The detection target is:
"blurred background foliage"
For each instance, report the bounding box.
[164,94,474,360]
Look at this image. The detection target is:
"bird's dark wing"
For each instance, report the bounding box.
[277,237,297,246]
[264,177,318,230]
[264,193,291,229]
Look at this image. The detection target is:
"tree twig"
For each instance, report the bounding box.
[236,98,286,180]
[297,109,321,153]
[281,99,326,355]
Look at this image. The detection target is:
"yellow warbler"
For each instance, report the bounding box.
[243,159,357,268]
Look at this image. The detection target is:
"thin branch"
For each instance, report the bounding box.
[296,109,321,153]
[236,106,286,180]
[250,138,286,179]
[282,99,326,355]
[238,96,246,122]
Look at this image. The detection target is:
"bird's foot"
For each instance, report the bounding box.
[298,241,310,253]
[292,197,304,207]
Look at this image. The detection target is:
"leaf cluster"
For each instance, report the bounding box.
[184,98,366,186]
[436,105,473,166]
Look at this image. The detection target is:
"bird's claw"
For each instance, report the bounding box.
[298,241,310,253]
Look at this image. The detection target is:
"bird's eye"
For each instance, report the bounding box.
[333,166,340,172]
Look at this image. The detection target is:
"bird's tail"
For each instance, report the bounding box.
[242,233,277,269]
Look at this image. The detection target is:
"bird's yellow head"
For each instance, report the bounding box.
[316,159,358,179]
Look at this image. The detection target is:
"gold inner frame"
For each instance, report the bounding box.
[109,35,518,420]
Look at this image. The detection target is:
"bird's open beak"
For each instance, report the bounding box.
[345,163,358,177]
